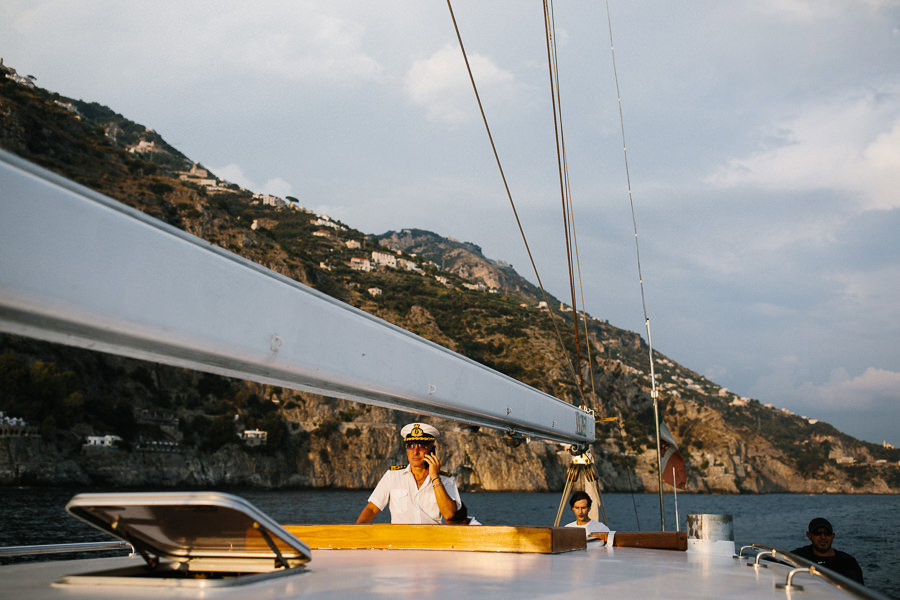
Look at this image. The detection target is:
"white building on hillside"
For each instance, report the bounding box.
[84,435,122,448]
[350,257,372,272]
[241,429,267,446]
[371,251,397,269]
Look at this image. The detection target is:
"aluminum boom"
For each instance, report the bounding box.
[0,150,593,445]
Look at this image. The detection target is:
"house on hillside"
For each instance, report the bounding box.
[398,258,421,272]
[241,429,267,446]
[371,251,397,269]
[128,139,158,154]
[350,257,372,272]
[84,435,122,449]
[254,193,287,208]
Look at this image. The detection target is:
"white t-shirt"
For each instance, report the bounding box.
[565,518,610,539]
[368,465,461,524]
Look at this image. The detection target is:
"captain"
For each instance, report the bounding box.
[355,423,462,524]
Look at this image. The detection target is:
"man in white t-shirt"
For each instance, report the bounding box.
[355,422,461,524]
[565,491,610,539]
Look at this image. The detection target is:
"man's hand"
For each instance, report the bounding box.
[423,452,441,479]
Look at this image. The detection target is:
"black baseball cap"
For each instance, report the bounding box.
[807,517,833,534]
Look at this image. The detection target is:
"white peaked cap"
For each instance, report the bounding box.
[400,422,439,442]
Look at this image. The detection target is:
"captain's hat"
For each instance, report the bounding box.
[401,422,439,444]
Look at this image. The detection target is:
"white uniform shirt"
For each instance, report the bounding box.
[368,466,461,524]
[565,518,610,538]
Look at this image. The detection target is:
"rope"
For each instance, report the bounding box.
[445,0,585,405]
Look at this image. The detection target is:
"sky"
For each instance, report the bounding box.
[2,1,898,446]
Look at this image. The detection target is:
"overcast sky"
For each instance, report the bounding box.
[3,1,898,446]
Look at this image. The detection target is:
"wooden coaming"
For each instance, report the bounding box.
[281,524,586,554]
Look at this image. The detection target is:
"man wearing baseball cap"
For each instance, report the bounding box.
[355,422,462,524]
[791,517,864,584]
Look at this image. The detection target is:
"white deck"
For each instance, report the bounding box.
[0,545,862,599]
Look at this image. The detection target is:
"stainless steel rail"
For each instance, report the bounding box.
[0,541,133,558]
[735,543,888,600]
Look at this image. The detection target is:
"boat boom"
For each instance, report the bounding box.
[0,150,594,445]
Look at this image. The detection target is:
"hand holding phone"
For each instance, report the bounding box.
[424,451,440,478]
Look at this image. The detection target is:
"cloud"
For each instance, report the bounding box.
[751,362,900,415]
[209,164,253,190]
[818,367,900,409]
[752,0,896,21]
[404,44,517,126]
[210,164,293,198]
[705,86,900,211]
[203,7,384,86]
[3,1,384,89]
[262,177,293,198]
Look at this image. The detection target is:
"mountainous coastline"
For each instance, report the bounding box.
[1,62,898,494]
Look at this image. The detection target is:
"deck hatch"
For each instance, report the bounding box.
[60,491,310,586]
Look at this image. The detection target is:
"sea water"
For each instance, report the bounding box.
[1,488,898,598]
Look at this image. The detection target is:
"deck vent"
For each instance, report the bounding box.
[686,513,735,556]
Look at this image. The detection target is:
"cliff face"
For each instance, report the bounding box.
[377,229,542,299]
[1,339,896,494]
[2,66,899,494]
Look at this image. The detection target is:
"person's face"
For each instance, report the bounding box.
[571,499,590,523]
[806,528,834,553]
[406,442,434,466]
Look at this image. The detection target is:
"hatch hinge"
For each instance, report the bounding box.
[253,522,288,569]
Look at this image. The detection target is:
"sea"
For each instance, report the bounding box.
[1,488,897,598]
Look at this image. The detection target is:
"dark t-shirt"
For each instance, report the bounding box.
[791,544,864,584]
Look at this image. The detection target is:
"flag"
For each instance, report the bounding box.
[659,420,687,490]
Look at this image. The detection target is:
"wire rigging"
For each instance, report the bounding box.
[604,0,666,530]
[541,0,584,396]
[445,0,585,405]
[544,0,608,404]
[544,0,600,402]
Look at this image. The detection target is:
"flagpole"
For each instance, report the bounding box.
[673,465,679,532]
[652,386,665,531]
[646,316,665,532]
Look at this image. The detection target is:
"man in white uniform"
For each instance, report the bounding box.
[355,423,462,524]
[565,491,610,539]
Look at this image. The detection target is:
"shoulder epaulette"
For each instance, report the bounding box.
[390,465,405,470]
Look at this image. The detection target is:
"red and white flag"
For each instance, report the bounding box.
[659,420,687,490]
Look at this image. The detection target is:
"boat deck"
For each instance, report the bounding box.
[1,544,861,599]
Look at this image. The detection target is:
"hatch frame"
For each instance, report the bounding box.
[60,491,310,587]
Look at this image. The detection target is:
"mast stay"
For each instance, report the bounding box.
[603,0,668,529]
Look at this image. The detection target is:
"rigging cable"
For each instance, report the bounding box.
[542,0,585,394]
[604,0,666,530]
[544,0,599,402]
[445,0,585,406]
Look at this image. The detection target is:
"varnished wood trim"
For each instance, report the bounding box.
[610,531,687,551]
[281,524,586,554]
